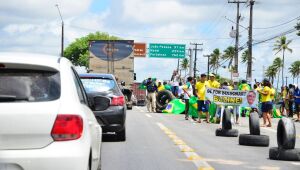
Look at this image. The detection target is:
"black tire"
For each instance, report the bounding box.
[277,118,296,149]
[156,90,175,110]
[117,128,126,141]
[249,112,260,135]
[239,134,269,147]
[222,108,232,130]
[269,147,300,161]
[215,128,238,137]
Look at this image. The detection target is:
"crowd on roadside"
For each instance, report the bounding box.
[143,73,300,127]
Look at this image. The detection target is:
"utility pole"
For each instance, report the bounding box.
[203,55,210,80]
[247,0,255,82]
[190,43,203,78]
[228,0,247,74]
[55,4,64,57]
[188,48,193,77]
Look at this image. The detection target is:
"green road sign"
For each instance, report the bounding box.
[149,43,186,58]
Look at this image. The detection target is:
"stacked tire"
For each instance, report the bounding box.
[269,118,300,161]
[239,112,269,147]
[215,108,239,137]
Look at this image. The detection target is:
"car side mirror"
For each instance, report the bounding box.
[93,96,110,111]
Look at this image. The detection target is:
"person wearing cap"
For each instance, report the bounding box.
[145,77,158,113]
[239,80,251,91]
[258,79,272,127]
[207,73,220,89]
[195,74,209,123]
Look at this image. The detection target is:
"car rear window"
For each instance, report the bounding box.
[80,78,116,93]
[0,69,60,102]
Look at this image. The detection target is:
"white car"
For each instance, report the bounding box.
[0,52,102,170]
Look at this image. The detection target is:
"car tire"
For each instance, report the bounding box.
[156,90,175,110]
[249,112,260,135]
[222,108,232,130]
[239,134,269,147]
[127,106,133,110]
[117,128,126,141]
[277,118,296,149]
[215,128,238,137]
[269,147,300,161]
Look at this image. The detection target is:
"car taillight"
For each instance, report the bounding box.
[111,96,125,106]
[51,114,83,141]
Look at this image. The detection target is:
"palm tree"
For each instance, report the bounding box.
[273,36,293,87]
[272,57,283,91]
[180,58,189,78]
[222,46,235,69]
[289,60,300,84]
[210,48,221,74]
[265,65,277,84]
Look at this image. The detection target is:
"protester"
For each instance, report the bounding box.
[183,76,194,120]
[178,82,184,99]
[145,77,158,113]
[269,84,276,118]
[258,79,272,127]
[163,81,172,91]
[157,81,165,91]
[207,73,220,88]
[294,85,300,122]
[195,74,209,123]
[281,86,288,116]
[288,84,295,117]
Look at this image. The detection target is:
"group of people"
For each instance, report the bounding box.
[143,74,300,127]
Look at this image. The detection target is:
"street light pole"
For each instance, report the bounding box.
[55,4,64,57]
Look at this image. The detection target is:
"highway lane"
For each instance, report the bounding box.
[101,106,300,170]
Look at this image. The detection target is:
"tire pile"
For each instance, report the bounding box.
[269,118,300,161]
[239,112,269,147]
[215,109,239,137]
[156,90,175,113]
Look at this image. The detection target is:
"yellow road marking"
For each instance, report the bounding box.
[156,122,214,170]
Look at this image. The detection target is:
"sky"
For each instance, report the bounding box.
[0,0,299,86]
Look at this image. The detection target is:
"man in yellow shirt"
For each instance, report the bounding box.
[196,74,209,123]
[258,79,272,127]
[157,82,165,91]
[207,73,220,88]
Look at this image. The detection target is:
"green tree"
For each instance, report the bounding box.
[180,58,189,78]
[265,65,277,84]
[272,57,283,91]
[273,36,293,87]
[222,46,235,69]
[64,32,119,67]
[289,60,300,84]
[210,48,221,74]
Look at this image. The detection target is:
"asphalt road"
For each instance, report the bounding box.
[101,106,300,170]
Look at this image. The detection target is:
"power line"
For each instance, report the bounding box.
[253,16,300,30]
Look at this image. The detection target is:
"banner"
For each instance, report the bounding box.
[205,88,258,107]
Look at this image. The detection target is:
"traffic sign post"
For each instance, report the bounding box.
[149,43,186,58]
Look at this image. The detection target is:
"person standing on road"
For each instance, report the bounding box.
[146,77,158,113]
[258,79,272,127]
[294,85,300,122]
[157,82,165,92]
[183,76,194,120]
[195,74,209,123]
[178,82,184,99]
[287,84,295,117]
[269,84,276,118]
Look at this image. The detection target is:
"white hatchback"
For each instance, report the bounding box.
[0,53,102,170]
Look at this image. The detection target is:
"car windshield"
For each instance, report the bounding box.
[0,69,60,102]
[80,78,116,93]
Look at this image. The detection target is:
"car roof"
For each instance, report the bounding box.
[0,52,61,70]
[79,73,115,79]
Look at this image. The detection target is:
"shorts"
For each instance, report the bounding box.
[197,100,208,112]
[261,102,272,113]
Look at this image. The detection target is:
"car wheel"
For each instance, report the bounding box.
[239,134,269,147]
[117,128,126,141]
